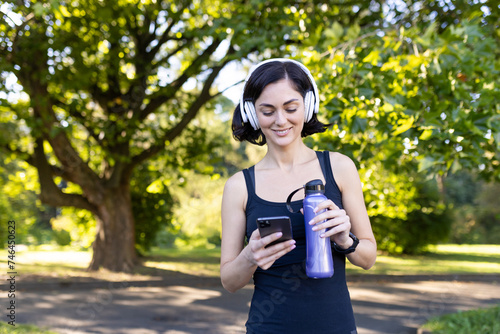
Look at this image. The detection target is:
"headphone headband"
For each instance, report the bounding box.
[239,58,319,130]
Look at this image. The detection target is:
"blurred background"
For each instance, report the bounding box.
[1,0,499,272]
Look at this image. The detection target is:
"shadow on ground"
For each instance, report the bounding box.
[3,270,500,334]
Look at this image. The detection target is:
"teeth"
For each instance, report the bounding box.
[275,129,289,134]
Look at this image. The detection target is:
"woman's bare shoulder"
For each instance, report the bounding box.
[224,170,246,193]
[222,171,249,207]
[328,152,360,191]
[328,151,357,171]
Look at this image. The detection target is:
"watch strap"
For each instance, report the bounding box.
[333,232,359,254]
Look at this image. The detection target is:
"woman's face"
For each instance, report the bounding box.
[254,79,305,147]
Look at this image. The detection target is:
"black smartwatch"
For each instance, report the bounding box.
[333,232,359,254]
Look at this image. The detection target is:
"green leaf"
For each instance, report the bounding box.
[363,50,380,66]
[352,117,367,133]
[346,24,360,40]
[417,21,437,47]
[419,129,434,140]
[323,21,344,44]
[392,116,415,136]
[146,179,164,194]
[418,157,437,172]
[450,159,461,174]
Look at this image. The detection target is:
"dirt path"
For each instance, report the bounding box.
[9,274,500,334]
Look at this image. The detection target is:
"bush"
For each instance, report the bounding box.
[52,229,72,246]
[423,304,500,334]
[132,189,175,253]
[372,178,452,254]
[445,173,500,244]
[131,163,175,253]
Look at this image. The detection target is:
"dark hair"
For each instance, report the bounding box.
[232,60,328,146]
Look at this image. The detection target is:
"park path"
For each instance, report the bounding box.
[8,275,500,334]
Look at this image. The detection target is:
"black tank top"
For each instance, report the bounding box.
[242,151,357,334]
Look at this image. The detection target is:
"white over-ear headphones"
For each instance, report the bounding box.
[239,58,320,130]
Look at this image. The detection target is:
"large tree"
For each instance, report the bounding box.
[0,0,379,271]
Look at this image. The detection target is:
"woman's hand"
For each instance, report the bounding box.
[307,199,353,249]
[243,229,296,270]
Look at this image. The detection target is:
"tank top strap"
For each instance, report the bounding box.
[316,151,328,181]
[316,151,337,189]
[242,166,256,196]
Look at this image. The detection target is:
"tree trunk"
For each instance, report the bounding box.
[88,185,137,272]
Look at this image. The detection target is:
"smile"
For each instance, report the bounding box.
[273,128,291,136]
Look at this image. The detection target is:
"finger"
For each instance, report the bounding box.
[249,228,262,241]
[321,223,350,238]
[320,219,351,239]
[266,238,296,251]
[260,231,284,248]
[313,213,350,229]
[258,241,296,270]
[257,238,295,264]
[314,199,339,213]
[308,208,346,226]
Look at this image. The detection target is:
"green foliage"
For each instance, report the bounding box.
[302,1,499,253]
[1,0,498,261]
[371,175,452,254]
[0,322,58,334]
[51,228,71,246]
[309,15,499,181]
[129,100,238,250]
[0,152,39,246]
[3,0,362,268]
[446,173,500,244]
[423,304,500,334]
[61,208,96,247]
[131,163,175,252]
[169,172,225,249]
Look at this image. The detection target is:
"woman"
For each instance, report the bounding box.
[220,58,377,334]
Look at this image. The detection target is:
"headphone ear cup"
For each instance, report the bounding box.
[304,91,315,123]
[240,103,249,123]
[244,101,260,130]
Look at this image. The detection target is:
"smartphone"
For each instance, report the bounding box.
[257,216,293,247]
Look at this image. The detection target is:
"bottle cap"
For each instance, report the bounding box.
[305,179,324,194]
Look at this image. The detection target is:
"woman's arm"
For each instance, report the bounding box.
[307,153,377,270]
[220,172,296,293]
[333,153,377,269]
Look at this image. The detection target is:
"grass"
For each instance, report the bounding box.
[1,244,499,280]
[421,304,500,334]
[346,244,500,275]
[142,247,221,277]
[0,322,57,334]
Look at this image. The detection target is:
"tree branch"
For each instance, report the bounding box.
[125,57,230,177]
[13,26,104,201]
[138,38,224,122]
[34,138,98,214]
[144,1,191,62]
[1,143,33,164]
[1,141,86,185]
[2,11,35,63]
[56,99,105,146]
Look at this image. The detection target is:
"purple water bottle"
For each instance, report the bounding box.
[303,179,334,278]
